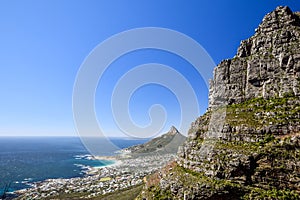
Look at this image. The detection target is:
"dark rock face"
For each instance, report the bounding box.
[138,6,300,200]
[209,6,300,108]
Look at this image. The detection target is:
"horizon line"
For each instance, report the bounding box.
[0,135,152,138]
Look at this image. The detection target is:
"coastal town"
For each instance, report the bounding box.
[15,153,176,199]
[13,127,186,199]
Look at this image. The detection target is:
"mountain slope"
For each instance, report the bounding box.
[123,126,186,155]
[138,6,300,200]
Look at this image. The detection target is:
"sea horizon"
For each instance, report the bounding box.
[0,136,151,139]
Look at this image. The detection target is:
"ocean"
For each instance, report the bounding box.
[0,137,148,194]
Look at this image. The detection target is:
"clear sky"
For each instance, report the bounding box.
[0,0,299,137]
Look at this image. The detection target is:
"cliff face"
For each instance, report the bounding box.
[139,6,300,200]
[209,6,300,108]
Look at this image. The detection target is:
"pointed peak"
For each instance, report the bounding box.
[168,126,179,135]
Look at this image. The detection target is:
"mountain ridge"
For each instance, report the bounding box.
[122,126,186,155]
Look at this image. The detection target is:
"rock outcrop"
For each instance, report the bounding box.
[209,6,300,108]
[138,6,300,200]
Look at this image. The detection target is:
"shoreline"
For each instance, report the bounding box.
[16,153,176,199]
[86,156,122,174]
[13,156,121,194]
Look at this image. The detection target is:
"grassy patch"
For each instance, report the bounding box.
[244,187,300,200]
[226,96,300,128]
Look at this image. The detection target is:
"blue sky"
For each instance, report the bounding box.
[0,0,299,137]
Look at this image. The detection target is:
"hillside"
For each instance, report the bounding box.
[138,6,300,200]
[123,126,186,155]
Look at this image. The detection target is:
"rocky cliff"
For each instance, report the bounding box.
[209,6,300,107]
[138,6,300,200]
